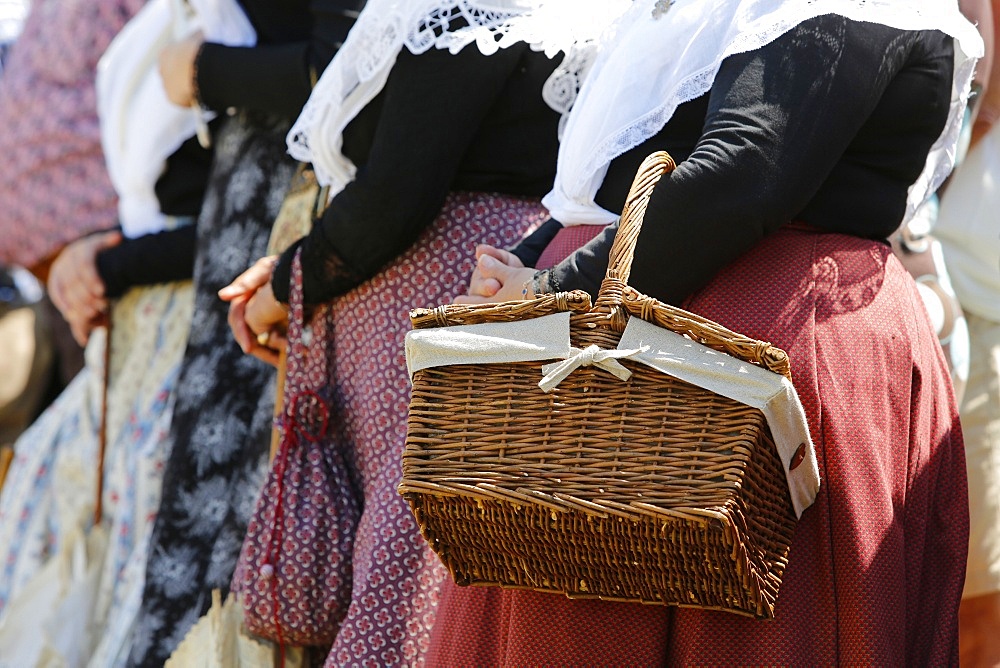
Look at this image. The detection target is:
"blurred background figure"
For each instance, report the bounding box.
[125,2,364,664]
[0,0,45,489]
[937,1,1000,663]
[0,0,144,484]
[0,0,233,663]
[0,0,26,72]
[887,0,997,411]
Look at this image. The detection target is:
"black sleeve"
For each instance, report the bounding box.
[154,134,215,218]
[195,1,358,117]
[546,16,915,304]
[510,218,563,267]
[272,43,530,305]
[96,225,197,298]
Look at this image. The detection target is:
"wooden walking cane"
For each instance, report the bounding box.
[0,445,13,493]
[94,315,112,526]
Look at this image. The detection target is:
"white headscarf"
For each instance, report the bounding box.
[287,0,631,194]
[97,0,255,238]
[542,0,984,227]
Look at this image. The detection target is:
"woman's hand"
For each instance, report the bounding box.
[455,244,536,305]
[158,32,204,108]
[219,256,287,367]
[47,230,122,345]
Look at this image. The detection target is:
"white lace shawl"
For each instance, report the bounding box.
[97,0,255,238]
[287,0,631,192]
[542,0,985,227]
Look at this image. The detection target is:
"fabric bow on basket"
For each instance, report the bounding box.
[538,343,646,391]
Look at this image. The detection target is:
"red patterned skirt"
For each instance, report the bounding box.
[320,192,548,667]
[427,223,968,666]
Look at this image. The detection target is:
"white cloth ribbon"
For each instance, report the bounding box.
[617,318,818,518]
[406,313,820,517]
[538,344,645,392]
[405,312,573,377]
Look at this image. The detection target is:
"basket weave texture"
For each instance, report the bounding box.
[400,152,798,618]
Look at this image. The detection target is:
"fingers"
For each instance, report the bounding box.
[47,234,117,324]
[57,259,107,320]
[68,318,92,347]
[218,256,277,302]
[93,230,124,251]
[72,258,108,309]
[475,254,520,285]
[228,294,284,369]
[244,284,289,335]
[267,330,288,351]
[227,297,258,354]
[475,244,524,269]
[469,252,510,297]
[460,252,525,304]
[467,268,501,298]
[453,293,494,305]
[456,264,536,305]
[67,313,105,347]
[248,345,280,368]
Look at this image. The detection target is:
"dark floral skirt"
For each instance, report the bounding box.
[126,112,294,666]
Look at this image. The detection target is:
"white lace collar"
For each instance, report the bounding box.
[543,0,984,227]
[286,0,630,193]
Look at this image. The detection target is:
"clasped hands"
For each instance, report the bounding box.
[219,256,288,367]
[221,245,533,366]
[454,245,537,304]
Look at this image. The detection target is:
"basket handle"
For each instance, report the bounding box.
[594,151,792,378]
[595,151,677,310]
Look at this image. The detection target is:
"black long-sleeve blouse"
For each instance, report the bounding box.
[525,15,954,306]
[96,0,364,298]
[271,42,564,305]
[196,0,362,118]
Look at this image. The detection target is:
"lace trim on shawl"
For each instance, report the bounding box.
[287,0,630,189]
[545,0,983,227]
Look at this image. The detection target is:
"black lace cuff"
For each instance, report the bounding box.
[270,240,300,305]
[531,269,560,297]
[271,230,368,307]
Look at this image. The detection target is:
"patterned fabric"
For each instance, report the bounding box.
[126,114,291,667]
[0,0,145,269]
[0,279,194,665]
[534,224,605,271]
[314,192,546,667]
[232,251,361,648]
[428,224,968,666]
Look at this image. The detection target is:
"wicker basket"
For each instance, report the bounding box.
[400,152,799,618]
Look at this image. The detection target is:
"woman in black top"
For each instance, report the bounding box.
[125,2,363,665]
[442,4,979,665]
[219,2,616,662]
[47,135,210,345]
